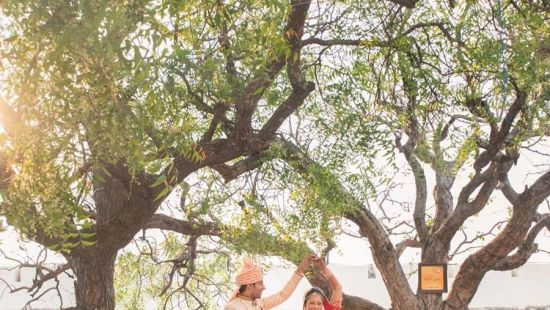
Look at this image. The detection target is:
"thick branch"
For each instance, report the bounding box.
[145,214,222,236]
[258,83,315,141]
[432,162,455,233]
[387,0,419,8]
[443,171,550,309]
[500,176,519,205]
[492,215,550,271]
[473,90,526,171]
[396,238,421,258]
[397,125,428,242]
[235,0,312,146]
[404,151,429,241]
[281,139,421,309]
[211,152,263,183]
[524,170,550,206]
[535,212,550,232]
[456,164,496,206]
[431,117,461,232]
[436,163,499,244]
[301,22,456,48]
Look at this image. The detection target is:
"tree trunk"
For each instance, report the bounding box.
[418,237,449,310]
[343,294,387,309]
[69,254,116,310]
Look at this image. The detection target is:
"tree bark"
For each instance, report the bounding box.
[68,254,116,310]
[343,294,387,310]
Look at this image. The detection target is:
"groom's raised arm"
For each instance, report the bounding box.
[260,254,315,309]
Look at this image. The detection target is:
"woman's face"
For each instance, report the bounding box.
[304,294,324,310]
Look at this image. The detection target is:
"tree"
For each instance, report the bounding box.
[160,0,550,308]
[2,1,550,310]
[0,0,317,308]
[266,0,550,309]
[112,1,550,309]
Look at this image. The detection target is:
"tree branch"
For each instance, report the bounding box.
[159,235,198,296]
[397,118,429,241]
[258,83,315,141]
[436,163,499,244]
[444,171,550,309]
[492,215,550,271]
[0,249,72,298]
[280,139,421,308]
[404,150,429,241]
[235,0,312,146]
[524,170,550,207]
[145,214,222,236]
[396,238,421,257]
[211,152,263,183]
[387,0,419,8]
[27,264,72,295]
[500,176,519,205]
[473,90,526,171]
[302,22,457,49]
[216,5,239,82]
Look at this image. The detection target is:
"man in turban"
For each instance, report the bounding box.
[225,254,316,310]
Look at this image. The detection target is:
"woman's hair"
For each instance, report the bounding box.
[303,287,328,306]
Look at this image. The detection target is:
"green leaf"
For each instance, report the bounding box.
[154,186,171,202]
[81,240,97,247]
[150,175,166,188]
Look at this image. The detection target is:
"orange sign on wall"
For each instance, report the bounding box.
[418,264,448,293]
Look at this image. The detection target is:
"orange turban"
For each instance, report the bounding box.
[228,258,263,301]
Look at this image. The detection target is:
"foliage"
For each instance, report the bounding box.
[1,0,550,309]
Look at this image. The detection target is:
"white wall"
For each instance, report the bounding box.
[0,265,75,309]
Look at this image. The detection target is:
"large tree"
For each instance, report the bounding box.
[0,0,318,308]
[266,0,550,309]
[109,1,550,309]
[1,0,550,310]
[155,0,550,309]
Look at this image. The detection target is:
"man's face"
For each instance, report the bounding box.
[249,280,265,299]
